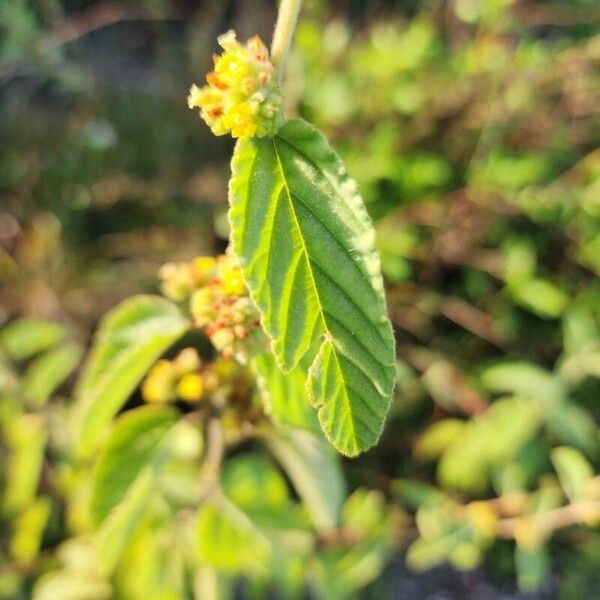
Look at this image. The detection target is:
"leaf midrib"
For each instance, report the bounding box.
[272,137,361,446]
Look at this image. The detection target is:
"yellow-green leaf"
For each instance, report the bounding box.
[229,118,396,456]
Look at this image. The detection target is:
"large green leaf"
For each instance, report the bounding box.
[72,295,188,457]
[229,118,396,455]
[90,405,178,526]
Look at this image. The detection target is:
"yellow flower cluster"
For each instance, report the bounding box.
[142,348,204,404]
[187,30,284,138]
[158,254,262,361]
[142,347,250,409]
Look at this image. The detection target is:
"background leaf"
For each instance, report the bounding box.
[196,499,271,576]
[551,446,594,502]
[22,342,83,407]
[72,295,188,457]
[90,405,178,526]
[266,427,346,530]
[0,319,68,361]
[229,118,396,455]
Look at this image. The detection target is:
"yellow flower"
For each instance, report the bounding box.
[142,360,176,404]
[192,256,217,284]
[176,373,204,403]
[218,259,246,296]
[188,30,283,139]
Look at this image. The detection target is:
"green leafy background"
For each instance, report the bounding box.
[1,0,599,598]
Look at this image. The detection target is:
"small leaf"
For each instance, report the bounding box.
[0,319,68,361]
[22,342,83,407]
[550,446,594,502]
[509,278,569,319]
[73,295,188,457]
[479,361,565,410]
[393,479,447,509]
[546,403,599,458]
[196,499,271,575]
[515,545,550,592]
[9,497,51,562]
[222,454,290,515]
[229,118,396,455]
[437,397,541,492]
[2,414,46,515]
[91,405,178,526]
[413,418,465,460]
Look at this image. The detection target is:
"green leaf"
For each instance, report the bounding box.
[509,278,569,319]
[479,361,565,406]
[253,352,319,432]
[91,405,178,526]
[266,427,346,530]
[222,454,290,515]
[437,397,541,492]
[9,497,51,562]
[546,403,599,458]
[229,118,396,456]
[196,499,271,575]
[0,319,68,361]
[550,446,594,502]
[2,414,46,515]
[73,295,188,457]
[515,545,550,592]
[22,342,83,407]
[413,418,465,460]
[96,468,155,575]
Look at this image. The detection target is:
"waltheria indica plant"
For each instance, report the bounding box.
[14,1,398,597]
[186,0,397,457]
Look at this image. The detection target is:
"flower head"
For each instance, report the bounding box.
[188,31,284,138]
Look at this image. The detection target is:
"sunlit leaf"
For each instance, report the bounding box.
[2,414,46,515]
[91,405,178,526]
[229,118,396,455]
[0,319,68,361]
[22,342,83,407]
[73,295,188,457]
[551,446,594,502]
[413,418,465,460]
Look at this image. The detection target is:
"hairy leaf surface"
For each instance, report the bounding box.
[229,118,396,455]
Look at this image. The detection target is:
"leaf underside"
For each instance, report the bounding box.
[229,118,396,455]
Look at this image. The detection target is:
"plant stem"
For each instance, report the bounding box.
[199,417,224,497]
[271,0,303,85]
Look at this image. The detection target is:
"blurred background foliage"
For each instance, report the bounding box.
[1,0,599,598]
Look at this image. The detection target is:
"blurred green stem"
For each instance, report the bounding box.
[271,0,303,85]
